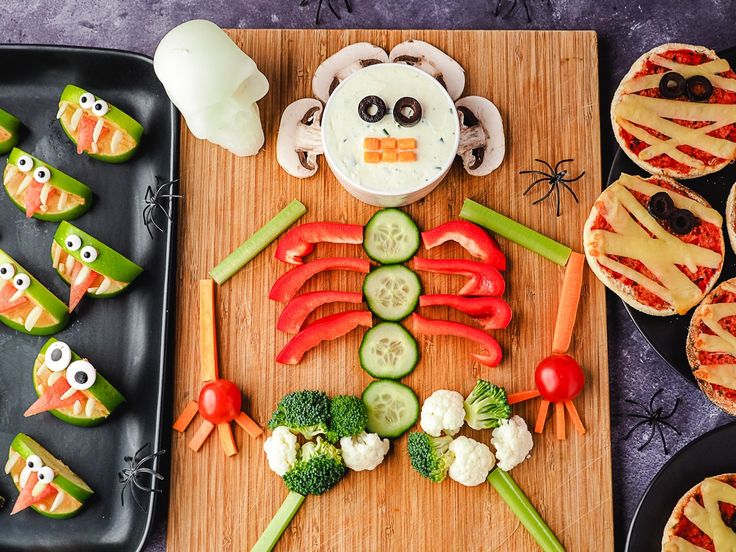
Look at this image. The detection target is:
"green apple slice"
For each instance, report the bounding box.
[0,107,20,155]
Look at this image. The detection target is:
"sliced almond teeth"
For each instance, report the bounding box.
[37,360,48,376]
[57,191,68,211]
[24,305,43,332]
[5,164,18,181]
[31,480,48,498]
[96,277,112,295]
[17,174,32,194]
[93,118,104,143]
[40,183,51,205]
[70,108,83,131]
[73,400,82,415]
[85,397,96,418]
[48,370,64,386]
[19,466,31,488]
[50,491,65,513]
[56,101,69,120]
[111,130,122,153]
[65,254,76,275]
[60,386,77,401]
[74,264,91,286]
[90,141,99,154]
[52,245,62,269]
[10,288,25,303]
[4,450,20,474]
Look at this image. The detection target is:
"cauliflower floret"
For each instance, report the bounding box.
[448,436,495,486]
[491,415,534,471]
[263,426,300,476]
[339,431,390,471]
[420,390,465,437]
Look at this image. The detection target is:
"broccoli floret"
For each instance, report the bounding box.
[283,438,346,495]
[325,395,368,443]
[268,390,330,439]
[407,432,454,483]
[463,379,511,430]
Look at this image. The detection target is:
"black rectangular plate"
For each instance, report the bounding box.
[0,45,177,551]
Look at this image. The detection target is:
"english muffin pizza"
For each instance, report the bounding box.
[727,182,736,254]
[662,473,736,551]
[687,278,736,415]
[612,43,736,180]
[583,173,724,316]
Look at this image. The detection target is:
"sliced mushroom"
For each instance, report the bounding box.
[312,42,388,103]
[455,96,505,177]
[277,98,324,179]
[389,40,465,101]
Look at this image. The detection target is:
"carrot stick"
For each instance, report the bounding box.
[507,390,541,405]
[551,252,586,354]
[188,420,215,452]
[534,400,550,434]
[565,400,586,435]
[199,279,218,382]
[554,402,566,440]
[172,401,199,432]
[218,423,238,457]
[235,411,263,439]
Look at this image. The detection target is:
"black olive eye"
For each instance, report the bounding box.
[393,97,422,127]
[668,208,697,235]
[686,76,713,102]
[659,72,686,99]
[648,192,675,219]
[358,95,387,123]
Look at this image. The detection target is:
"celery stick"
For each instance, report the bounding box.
[210,199,307,284]
[251,491,306,552]
[487,469,565,552]
[460,199,572,266]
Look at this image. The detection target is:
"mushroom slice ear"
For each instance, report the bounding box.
[455,96,505,177]
[312,42,388,103]
[389,40,465,101]
[277,98,324,179]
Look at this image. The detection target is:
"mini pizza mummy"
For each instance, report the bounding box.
[0,107,20,154]
[52,221,143,312]
[25,338,125,426]
[0,248,68,335]
[583,173,724,316]
[3,148,92,221]
[57,84,143,163]
[662,473,736,551]
[5,433,93,518]
[612,43,736,180]
[686,279,736,415]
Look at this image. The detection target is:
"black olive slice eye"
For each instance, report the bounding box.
[659,72,686,99]
[668,208,697,235]
[358,95,387,123]
[647,191,675,219]
[393,97,422,127]
[686,76,713,102]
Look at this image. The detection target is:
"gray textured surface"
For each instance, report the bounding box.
[1,1,734,550]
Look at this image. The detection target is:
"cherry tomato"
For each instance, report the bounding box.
[198,379,242,424]
[534,354,585,402]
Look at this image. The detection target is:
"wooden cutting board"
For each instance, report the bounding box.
[167,29,611,551]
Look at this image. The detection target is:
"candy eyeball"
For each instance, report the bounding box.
[16,155,33,173]
[37,466,55,484]
[12,273,30,291]
[79,92,95,109]
[64,234,82,251]
[92,99,109,117]
[25,455,43,472]
[46,341,72,372]
[33,166,51,184]
[66,360,96,391]
[0,263,15,281]
[80,245,98,263]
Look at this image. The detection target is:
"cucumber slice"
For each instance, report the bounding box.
[363,209,420,264]
[362,380,419,438]
[363,265,421,321]
[359,322,418,379]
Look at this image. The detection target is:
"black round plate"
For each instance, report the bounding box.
[626,421,736,550]
[608,46,736,384]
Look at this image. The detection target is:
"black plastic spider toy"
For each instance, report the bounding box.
[494,0,551,22]
[299,0,353,25]
[143,177,180,239]
[118,443,166,511]
[624,388,681,455]
[520,158,584,217]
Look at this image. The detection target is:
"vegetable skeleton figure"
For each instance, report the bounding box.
[172,279,262,457]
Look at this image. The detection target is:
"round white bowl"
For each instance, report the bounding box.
[321,63,460,207]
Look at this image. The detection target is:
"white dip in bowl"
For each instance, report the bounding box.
[322,63,460,207]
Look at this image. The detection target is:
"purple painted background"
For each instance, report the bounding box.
[1,1,734,549]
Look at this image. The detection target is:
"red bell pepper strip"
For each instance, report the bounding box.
[276,310,372,365]
[275,222,364,265]
[25,180,44,218]
[411,313,502,367]
[419,294,512,330]
[277,290,364,333]
[421,220,506,270]
[412,257,505,297]
[11,471,57,515]
[0,282,28,313]
[269,257,370,303]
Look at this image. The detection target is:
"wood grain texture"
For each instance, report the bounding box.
[167,29,611,551]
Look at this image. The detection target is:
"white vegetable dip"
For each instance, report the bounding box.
[322,63,459,193]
